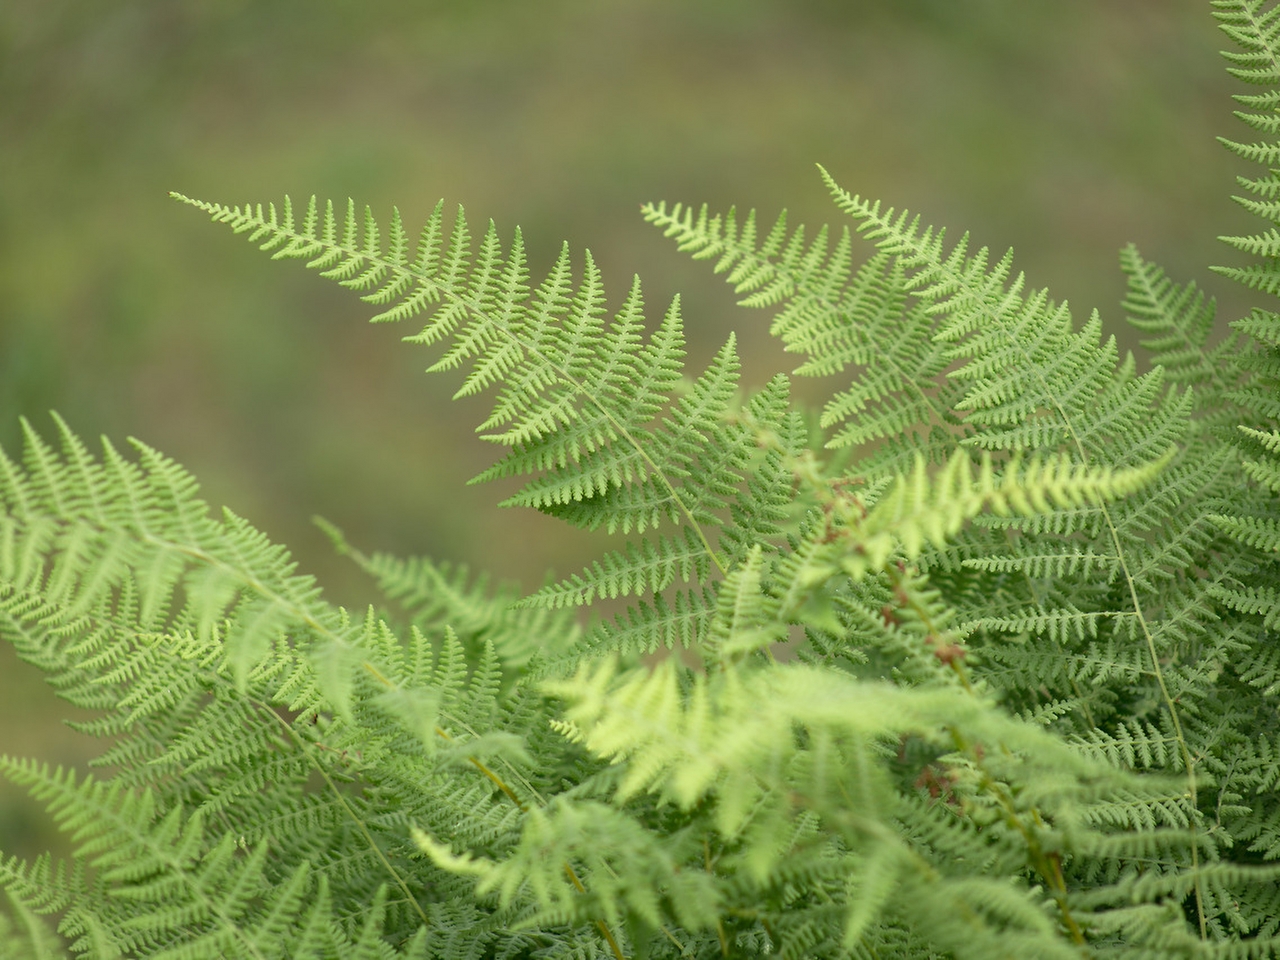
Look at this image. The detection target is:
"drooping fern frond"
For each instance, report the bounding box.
[830,447,1173,580]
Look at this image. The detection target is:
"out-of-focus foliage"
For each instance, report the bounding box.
[0,0,1255,860]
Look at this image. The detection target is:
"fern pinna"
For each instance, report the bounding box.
[4,2,1280,957]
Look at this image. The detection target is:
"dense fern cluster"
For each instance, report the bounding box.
[4,2,1280,957]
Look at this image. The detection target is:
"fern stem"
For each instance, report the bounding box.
[985,258,1209,939]
[1015,316,1207,939]
[1037,366,1206,936]
[945,723,1091,952]
[659,921,695,957]
[1093,502,1207,938]
[886,565,1092,949]
[564,862,627,960]
[436,724,528,809]
[263,706,431,929]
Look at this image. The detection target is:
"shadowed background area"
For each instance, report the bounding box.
[0,0,1258,859]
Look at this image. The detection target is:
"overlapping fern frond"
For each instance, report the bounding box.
[172,192,818,666]
[5,5,1280,957]
[644,18,1276,939]
[0,419,601,957]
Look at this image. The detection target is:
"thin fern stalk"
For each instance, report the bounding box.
[563,863,628,960]
[265,707,431,929]
[1092,501,1206,937]
[883,563,1091,950]
[361,658,533,809]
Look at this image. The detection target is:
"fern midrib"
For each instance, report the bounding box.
[982,301,1210,940]
[884,562,1092,948]
[976,293,1208,938]
[261,702,429,928]
[1237,3,1280,96]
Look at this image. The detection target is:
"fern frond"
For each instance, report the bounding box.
[172,195,788,583]
[544,654,1191,955]
[1119,245,1240,415]
[642,201,958,475]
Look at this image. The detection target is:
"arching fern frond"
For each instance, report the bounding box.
[172,193,772,560]
[173,194,824,672]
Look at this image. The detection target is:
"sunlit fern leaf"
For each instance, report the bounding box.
[837,447,1171,579]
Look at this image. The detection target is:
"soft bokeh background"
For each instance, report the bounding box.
[0,0,1260,859]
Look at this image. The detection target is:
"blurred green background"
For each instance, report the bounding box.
[0,0,1260,860]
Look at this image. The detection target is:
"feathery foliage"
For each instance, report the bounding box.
[4,4,1280,956]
